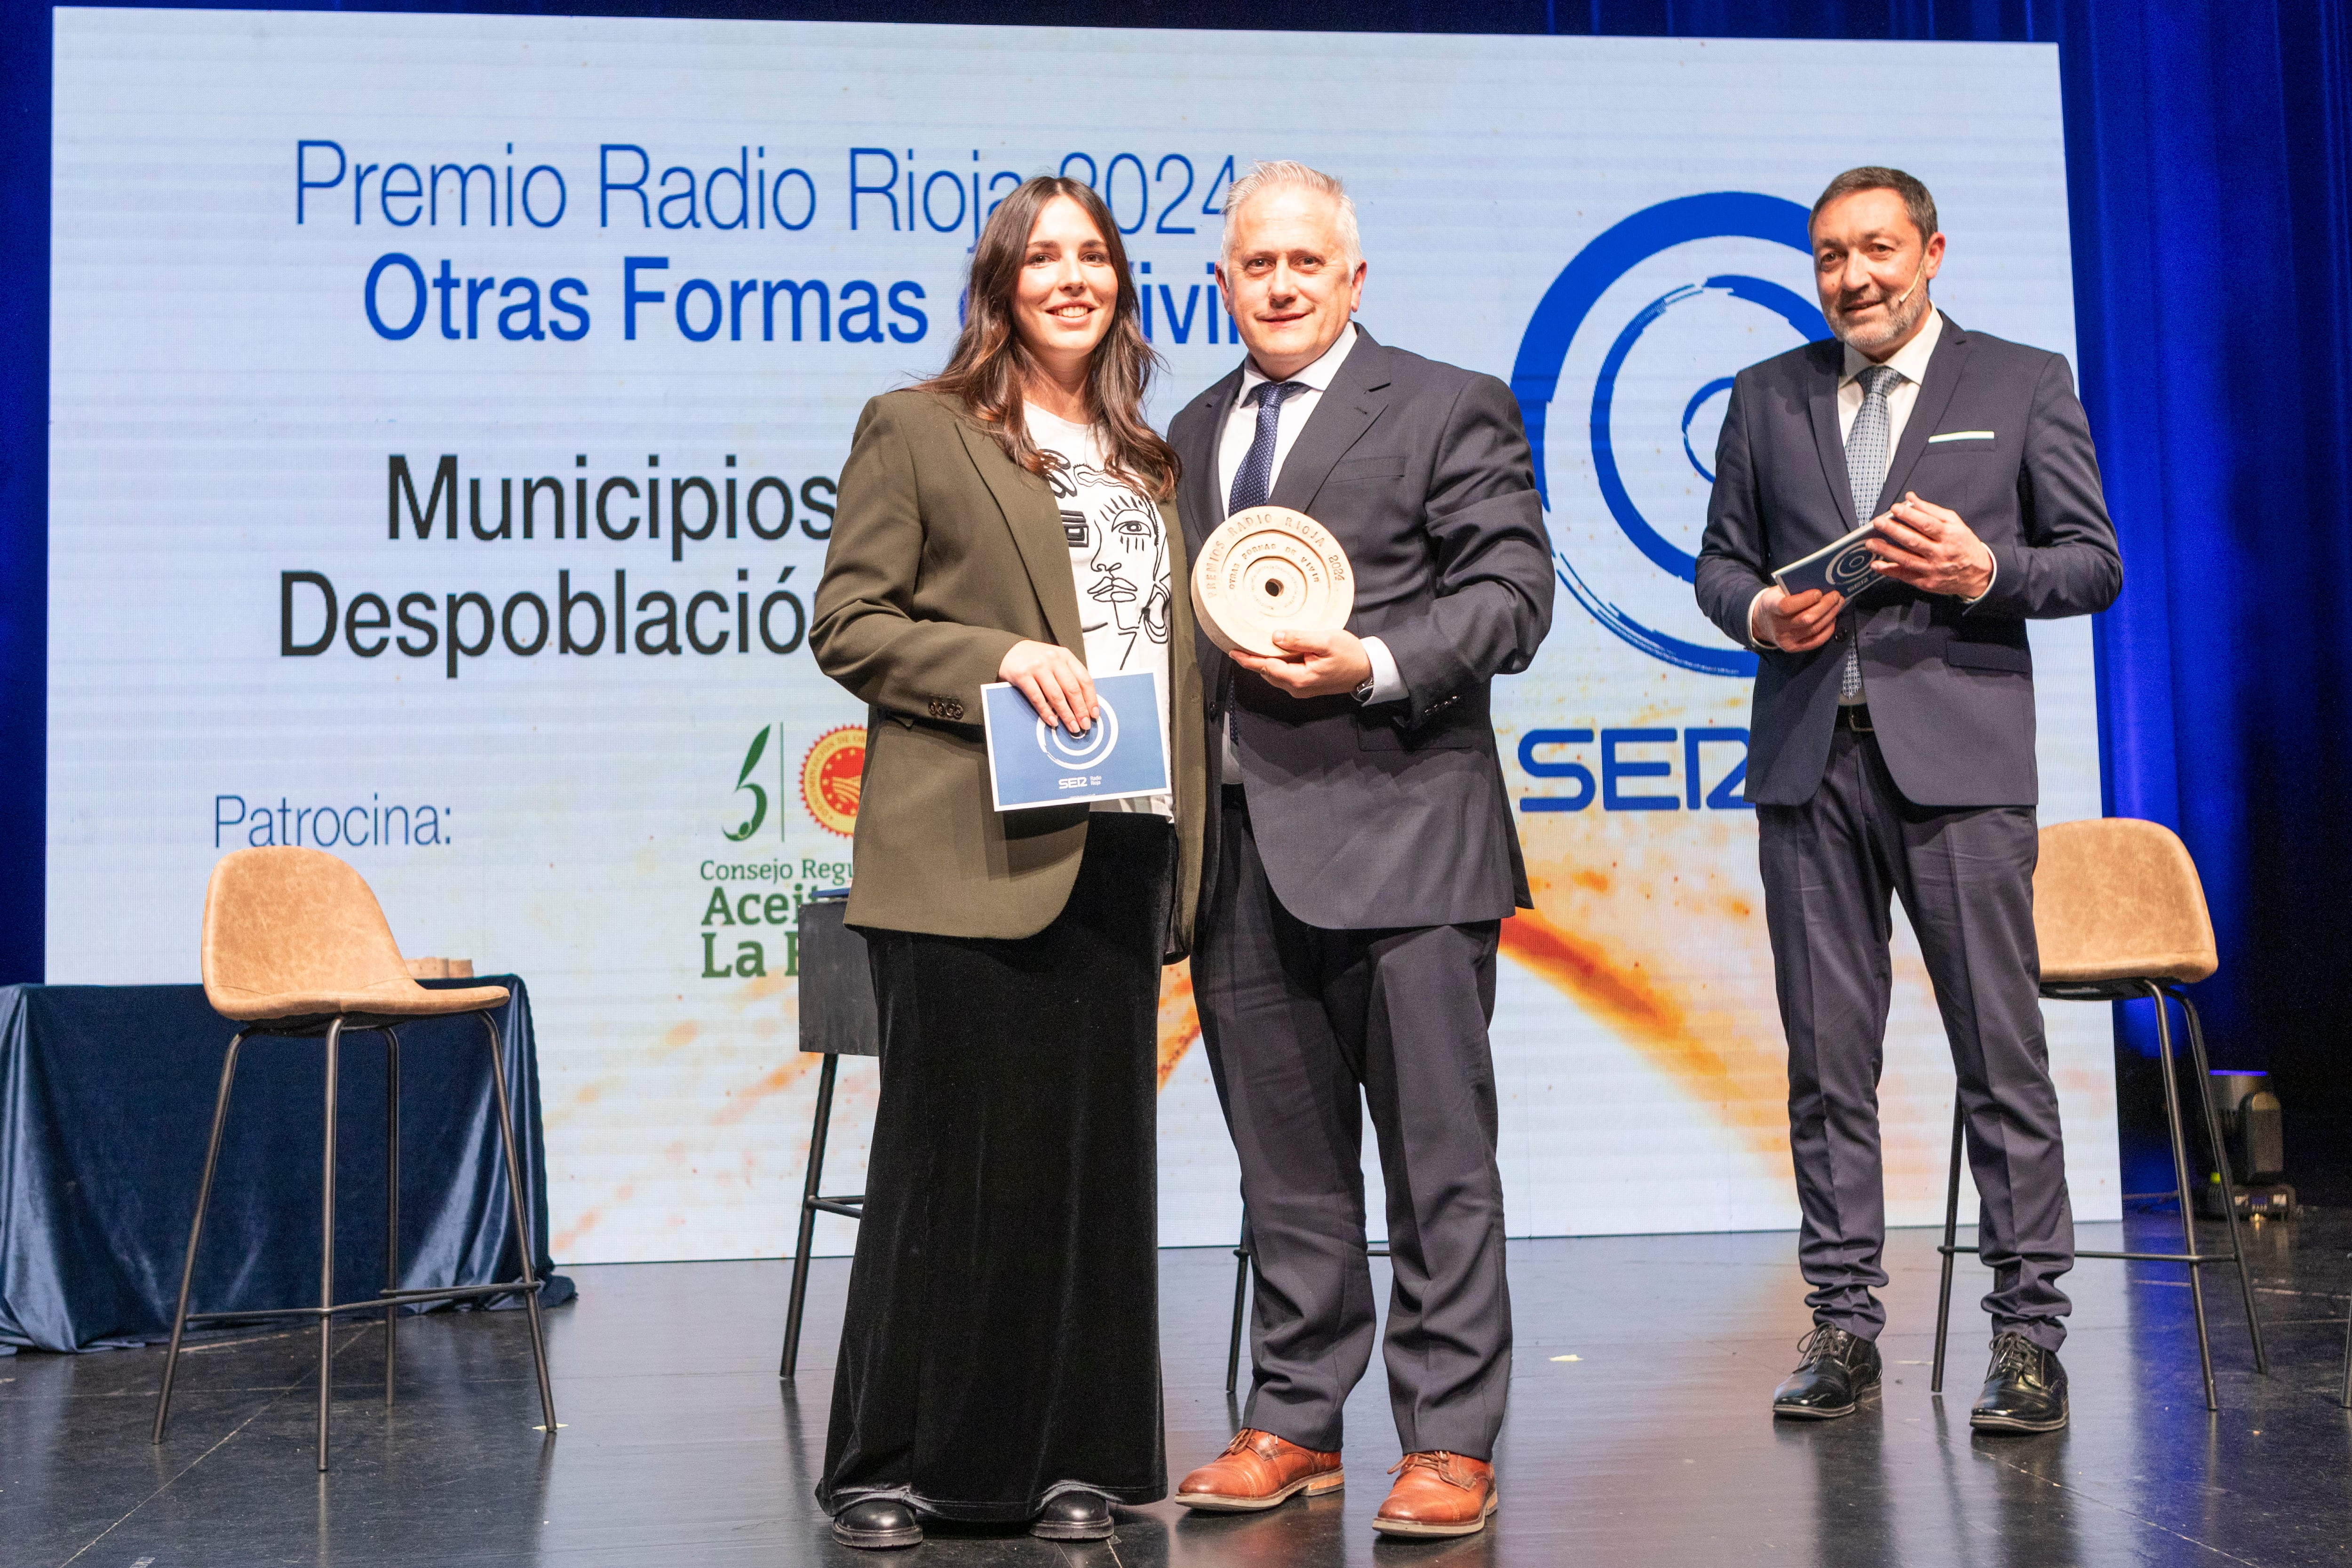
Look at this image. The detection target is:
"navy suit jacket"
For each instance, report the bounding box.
[1694,318,2123,809]
[1169,328,1554,931]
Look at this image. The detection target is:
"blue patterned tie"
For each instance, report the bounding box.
[1227,380,1309,515]
[1840,364,1902,703]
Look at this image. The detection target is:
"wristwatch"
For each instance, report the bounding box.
[1352,675,1377,705]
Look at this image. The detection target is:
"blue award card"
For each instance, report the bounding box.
[1772,522,1884,600]
[982,670,1169,811]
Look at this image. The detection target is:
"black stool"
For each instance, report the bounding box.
[779,890,878,1382]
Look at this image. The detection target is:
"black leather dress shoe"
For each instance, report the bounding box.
[1032,1491,1116,1541]
[1772,1323,1883,1419]
[1971,1332,2069,1433]
[831,1498,922,1550]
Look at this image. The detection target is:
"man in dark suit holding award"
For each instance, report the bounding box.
[1165,162,1551,1538]
[1696,167,2122,1432]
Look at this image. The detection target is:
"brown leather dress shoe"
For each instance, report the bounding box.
[1373,1451,1498,1538]
[1174,1428,1344,1512]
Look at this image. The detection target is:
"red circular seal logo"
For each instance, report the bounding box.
[801,726,864,837]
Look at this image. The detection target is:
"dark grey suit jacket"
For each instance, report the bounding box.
[1694,318,2122,809]
[1169,328,1554,931]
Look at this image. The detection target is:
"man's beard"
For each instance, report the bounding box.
[1830,282,1930,355]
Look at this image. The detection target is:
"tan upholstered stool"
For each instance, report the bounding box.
[1928,818,2266,1410]
[152,847,556,1470]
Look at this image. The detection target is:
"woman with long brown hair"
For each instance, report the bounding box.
[807,175,1206,1549]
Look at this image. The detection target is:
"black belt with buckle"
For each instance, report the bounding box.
[1836,705,1875,733]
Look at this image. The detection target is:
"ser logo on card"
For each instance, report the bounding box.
[983,672,1167,811]
[1034,696,1120,780]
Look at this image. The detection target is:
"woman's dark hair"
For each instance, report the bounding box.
[920,175,1180,501]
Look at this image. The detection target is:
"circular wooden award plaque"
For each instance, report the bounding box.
[1189,506,1356,658]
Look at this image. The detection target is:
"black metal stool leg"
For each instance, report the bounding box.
[780,1053,839,1382]
[2342,1259,2352,1409]
[2174,991,2266,1373]
[478,1011,557,1434]
[318,1016,345,1472]
[154,1028,250,1444]
[1931,1097,1964,1395]
[2149,985,2218,1411]
[384,1027,401,1408]
[1226,1209,1251,1396]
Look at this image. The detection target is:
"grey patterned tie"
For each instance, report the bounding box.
[1227,380,1308,515]
[1840,364,1902,703]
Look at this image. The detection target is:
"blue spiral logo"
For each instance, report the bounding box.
[1035,701,1120,769]
[1512,192,1831,677]
[1826,544,1878,595]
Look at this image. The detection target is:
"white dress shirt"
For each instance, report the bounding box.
[1747,310,1992,647]
[1213,323,1406,727]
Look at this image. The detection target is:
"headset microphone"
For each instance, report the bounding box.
[1891,255,1929,309]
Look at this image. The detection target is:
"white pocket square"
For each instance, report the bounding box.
[1927,430,1996,444]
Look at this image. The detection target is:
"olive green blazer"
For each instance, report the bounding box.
[810,389,1207,954]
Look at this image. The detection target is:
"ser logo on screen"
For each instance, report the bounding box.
[1511,192,1831,679]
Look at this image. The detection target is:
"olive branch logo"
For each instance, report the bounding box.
[723,724,773,842]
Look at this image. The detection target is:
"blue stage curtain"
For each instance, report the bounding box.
[2,0,2346,1107]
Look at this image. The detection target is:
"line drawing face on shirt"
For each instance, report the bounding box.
[1048,460,1171,669]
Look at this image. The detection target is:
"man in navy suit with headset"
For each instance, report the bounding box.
[1697,167,2122,1433]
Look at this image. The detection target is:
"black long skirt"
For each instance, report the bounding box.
[818,812,1175,1523]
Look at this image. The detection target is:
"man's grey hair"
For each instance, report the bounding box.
[1809,166,1939,245]
[1220,160,1362,265]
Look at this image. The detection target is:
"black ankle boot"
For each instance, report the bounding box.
[832,1497,922,1550]
[1032,1490,1115,1541]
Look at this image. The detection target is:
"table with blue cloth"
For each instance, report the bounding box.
[0,976,572,1353]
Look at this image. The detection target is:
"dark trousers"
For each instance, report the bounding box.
[1194,793,1512,1458]
[1758,724,2074,1350]
[819,813,1175,1521]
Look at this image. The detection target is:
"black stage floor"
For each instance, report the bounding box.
[8,1210,2352,1567]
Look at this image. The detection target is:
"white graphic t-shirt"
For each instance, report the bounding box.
[1024,404,1174,818]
